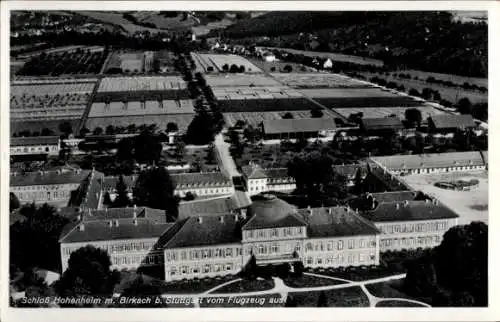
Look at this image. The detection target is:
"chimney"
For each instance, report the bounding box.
[198,217,203,224]
[219,216,225,223]
[328,208,332,215]
[114,220,119,227]
[78,223,85,231]
[395,203,400,210]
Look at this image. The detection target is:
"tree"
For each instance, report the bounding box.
[353,168,364,194]
[93,127,104,135]
[58,121,73,136]
[421,87,434,100]
[10,192,20,212]
[175,140,186,160]
[56,246,120,305]
[185,112,216,145]
[103,191,112,206]
[10,203,69,272]
[14,268,54,307]
[229,64,240,73]
[134,131,163,164]
[117,274,163,307]
[134,167,179,221]
[222,63,229,72]
[127,124,137,134]
[270,66,276,72]
[166,122,178,133]
[292,261,304,277]
[79,127,90,137]
[113,175,130,208]
[41,128,55,136]
[310,109,324,118]
[317,291,328,307]
[295,137,309,152]
[404,250,438,297]
[105,125,115,135]
[184,191,196,201]
[457,97,473,115]
[239,65,246,73]
[283,64,293,72]
[405,108,423,127]
[282,112,294,119]
[409,88,420,97]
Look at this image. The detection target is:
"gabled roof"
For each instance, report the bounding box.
[429,114,475,129]
[10,169,90,187]
[177,192,251,219]
[371,151,485,171]
[361,117,404,131]
[11,136,59,146]
[102,175,137,191]
[298,207,380,238]
[243,195,307,230]
[241,164,268,179]
[362,200,459,222]
[369,191,420,203]
[82,207,167,223]
[263,118,336,135]
[171,172,232,188]
[68,170,104,210]
[163,214,242,248]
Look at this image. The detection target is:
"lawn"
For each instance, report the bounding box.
[307,265,403,282]
[199,293,285,307]
[283,274,346,288]
[365,280,414,300]
[399,69,487,89]
[271,72,371,89]
[289,286,370,307]
[376,300,427,307]
[211,278,274,294]
[160,275,239,294]
[331,105,445,120]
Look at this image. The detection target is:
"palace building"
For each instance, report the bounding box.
[241,164,296,195]
[10,136,60,156]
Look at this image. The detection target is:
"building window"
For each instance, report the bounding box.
[338,240,343,250]
[359,239,365,248]
[181,266,188,275]
[203,250,208,259]
[359,254,365,262]
[192,266,200,274]
[306,242,313,252]
[259,245,265,254]
[181,251,187,260]
[327,242,333,251]
[258,230,265,238]
[295,243,301,252]
[225,264,232,271]
[248,230,254,238]
[348,239,354,249]
[215,249,220,258]
[317,258,323,265]
[306,257,313,265]
[271,228,278,237]
[215,264,222,272]
[203,264,210,273]
[271,244,279,254]
[170,267,177,276]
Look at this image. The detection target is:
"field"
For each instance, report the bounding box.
[283,275,346,288]
[205,74,282,87]
[247,58,317,74]
[224,109,338,127]
[191,53,262,73]
[401,69,488,89]
[191,19,235,36]
[289,286,370,307]
[76,11,164,34]
[313,96,423,108]
[132,12,199,30]
[97,76,186,92]
[85,114,194,133]
[300,87,401,99]
[88,100,195,118]
[212,86,303,100]
[331,105,446,120]
[271,72,372,89]
[401,170,488,225]
[362,72,487,104]
[218,98,323,113]
[267,47,384,67]
[17,47,108,76]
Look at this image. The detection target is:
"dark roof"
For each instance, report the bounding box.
[263,118,336,135]
[333,164,368,178]
[68,170,104,210]
[171,172,232,188]
[11,136,59,146]
[60,218,175,243]
[371,151,485,171]
[241,164,268,179]
[264,168,295,184]
[163,214,242,248]
[10,169,90,187]
[297,206,380,238]
[178,192,251,219]
[369,191,419,203]
[82,207,167,223]
[243,195,307,230]
[102,175,137,191]
[361,117,404,131]
[429,114,475,129]
[362,200,459,222]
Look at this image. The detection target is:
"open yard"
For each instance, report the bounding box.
[289,286,370,307]
[401,170,488,225]
[191,53,262,73]
[224,109,337,127]
[271,72,372,89]
[365,279,415,300]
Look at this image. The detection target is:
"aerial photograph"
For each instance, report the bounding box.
[7,10,488,308]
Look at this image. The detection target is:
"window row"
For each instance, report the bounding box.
[380,222,449,234]
[11,145,57,153]
[112,254,161,266]
[167,247,242,261]
[305,253,375,266]
[380,235,442,247]
[245,227,303,239]
[305,239,376,252]
[170,262,240,276]
[177,187,231,195]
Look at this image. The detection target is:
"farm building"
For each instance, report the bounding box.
[261,118,337,140]
[370,151,487,175]
[10,136,60,156]
[427,114,476,133]
[360,117,404,136]
[241,164,296,195]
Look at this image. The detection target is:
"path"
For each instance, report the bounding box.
[213,133,240,178]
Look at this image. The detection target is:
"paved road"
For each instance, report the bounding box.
[214,133,240,178]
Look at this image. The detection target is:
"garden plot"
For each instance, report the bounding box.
[224,109,338,127]
[218,98,323,113]
[332,105,446,119]
[205,74,282,87]
[401,170,488,225]
[212,86,303,100]
[88,100,195,118]
[191,53,262,73]
[98,76,186,92]
[271,73,373,89]
[300,88,403,99]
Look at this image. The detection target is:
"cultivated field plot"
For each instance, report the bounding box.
[218,98,323,113]
[362,72,487,104]
[267,47,384,67]
[98,76,186,92]
[191,53,262,73]
[11,119,80,136]
[401,69,487,89]
[88,100,195,118]
[247,58,317,74]
[191,19,235,36]
[271,73,373,89]
[313,96,423,108]
[224,109,338,127]
[85,114,194,132]
[299,88,404,99]
[401,170,488,225]
[332,105,446,119]
[212,86,304,100]
[119,52,143,72]
[205,74,281,87]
